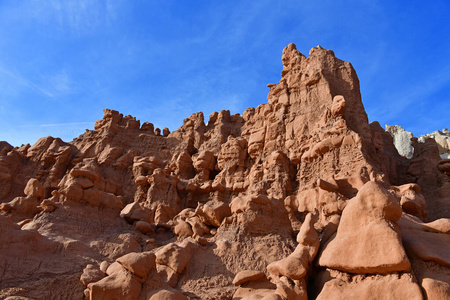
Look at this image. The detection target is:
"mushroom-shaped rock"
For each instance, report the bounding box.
[163,127,170,137]
[141,121,154,132]
[318,181,411,274]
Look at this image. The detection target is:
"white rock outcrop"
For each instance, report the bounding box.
[385,125,414,159]
[386,126,450,159]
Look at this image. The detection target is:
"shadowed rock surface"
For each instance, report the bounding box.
[1,43,449,300]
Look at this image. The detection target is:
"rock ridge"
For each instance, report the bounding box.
[0,43,449,299]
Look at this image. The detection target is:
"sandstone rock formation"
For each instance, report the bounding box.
[318,181,411,274]
[0,43,449,300]
[419,129,450,159]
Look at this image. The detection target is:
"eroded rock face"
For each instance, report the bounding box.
[316,272,423,300]
[0,43,449,299]
[318,181,410,274]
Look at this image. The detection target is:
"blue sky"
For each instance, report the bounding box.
[0,0,449,147]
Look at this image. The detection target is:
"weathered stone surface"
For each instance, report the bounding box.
[232,277,279,300]
[419,128,450,159]
[148,288,187,300]
[24,178,45,199]
[87,269,142,300]
[391,183,428,220]
[173,219,194,237]
[399,214,450,267]
[233,270,266,285]
[155,240,195,274]
[116,251,156,278]
[80,264,105,286]
[387,126,450,159]
[316,272,423,300]
[267,213,319,281]
[0,43,449,300]
[386,124,414,159]
[413,264,450,300]
[318,182,411,273]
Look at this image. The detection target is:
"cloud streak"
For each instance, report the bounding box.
[0,65,55,97]
[30,0,120,35]
[371,66,450,122]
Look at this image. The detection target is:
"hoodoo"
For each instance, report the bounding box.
[0,44,449,299]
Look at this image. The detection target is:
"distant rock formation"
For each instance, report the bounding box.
[419,129,450,159]
[386,125,414,159]
[386,125,450,159]
[1,43,449,300]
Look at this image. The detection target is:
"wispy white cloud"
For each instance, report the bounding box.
[4,121,95,146]
[46,70,73,95]
[0,65,55,97]
[0,64,75,98]
[6,0,121,35]
[366,65,450,136]
[56,0,104,34]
